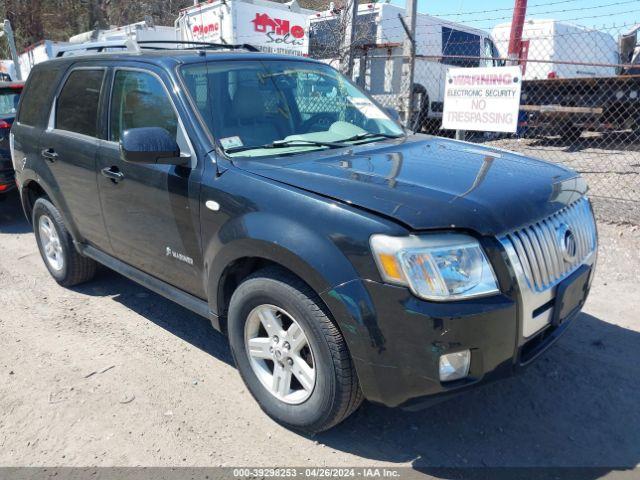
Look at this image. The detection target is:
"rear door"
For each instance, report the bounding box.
[96,65,204,297]
[38,66,111,252]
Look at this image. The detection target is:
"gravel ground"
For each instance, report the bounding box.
[1,191,639,473]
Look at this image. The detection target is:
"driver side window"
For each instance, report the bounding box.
[109,70,178,142]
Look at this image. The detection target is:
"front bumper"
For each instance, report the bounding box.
[321,264,593,409]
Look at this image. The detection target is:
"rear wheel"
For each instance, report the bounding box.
[32,197,97,287]
[227,268,363,433]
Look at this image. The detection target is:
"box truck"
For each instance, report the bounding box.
[309,3,501,129]
[492,19,618,80]
[494,19,640,138]
[176,0,314,56]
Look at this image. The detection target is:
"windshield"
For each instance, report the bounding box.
[180,60,404,157]
[0,90,20,117]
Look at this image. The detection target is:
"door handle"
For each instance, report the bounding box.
[41,148,58,163]
[101,166,124,183]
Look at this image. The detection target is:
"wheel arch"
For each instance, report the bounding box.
[205,212,363,329]
[19,177,83,242]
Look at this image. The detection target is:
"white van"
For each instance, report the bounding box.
[309,3,501,126]
[19,40,71,78]
[18,21,176,78]
[492,19,618,80]
[69,20,177,46]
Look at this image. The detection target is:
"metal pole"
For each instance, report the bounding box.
[507,0,527,66]
[400,0,417,129]
[2,20,22,81]
[340,0,358,77]
[356,48,367,88]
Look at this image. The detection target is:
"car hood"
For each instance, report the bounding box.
[234,134,587,236]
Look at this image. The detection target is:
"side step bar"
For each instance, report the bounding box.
[77,244,221,331]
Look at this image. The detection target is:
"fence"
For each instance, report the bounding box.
[325,13,640,225]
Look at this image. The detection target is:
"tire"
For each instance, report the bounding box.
[228,267,363,433]
[32,197,97,287]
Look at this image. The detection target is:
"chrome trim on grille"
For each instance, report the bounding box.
[501,197,597,293]
[500,197,597,339]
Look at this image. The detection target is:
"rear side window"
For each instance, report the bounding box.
[18,68,60,127]
[56,69,105,137]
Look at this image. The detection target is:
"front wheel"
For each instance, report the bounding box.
[227,268,363,433]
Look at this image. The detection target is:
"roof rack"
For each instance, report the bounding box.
[55,38,260,57]
[137,40,260,52]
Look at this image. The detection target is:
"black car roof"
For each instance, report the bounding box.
[36,49,323,71]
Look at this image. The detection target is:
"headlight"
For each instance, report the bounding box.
[370,233,499,301]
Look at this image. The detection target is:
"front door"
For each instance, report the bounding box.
[96,67,204,297]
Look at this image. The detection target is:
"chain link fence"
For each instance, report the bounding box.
[322,14,640,225]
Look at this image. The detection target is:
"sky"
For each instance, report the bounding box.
[389,0,640,33]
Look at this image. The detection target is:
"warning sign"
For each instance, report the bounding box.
[442,66,522,133]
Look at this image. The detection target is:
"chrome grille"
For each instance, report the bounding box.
[501,197,597,292]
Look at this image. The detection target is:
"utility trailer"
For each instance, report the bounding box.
[519,74,640,139]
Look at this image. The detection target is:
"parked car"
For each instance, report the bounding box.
[11,48,597,432]
[0,81,23,199]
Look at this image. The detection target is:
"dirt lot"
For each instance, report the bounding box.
[1,191,639,473]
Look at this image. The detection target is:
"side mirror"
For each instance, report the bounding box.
[120,127,189,166]
[384,107,401,121]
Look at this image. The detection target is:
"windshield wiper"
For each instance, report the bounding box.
[340,132,405,143]
[224,139,348,154]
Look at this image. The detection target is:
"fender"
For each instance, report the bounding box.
[205,211,362,316]
[18,169,81,241]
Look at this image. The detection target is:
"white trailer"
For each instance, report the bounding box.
[176,0,314,56]
[309,3,500,127]
[69,20,176,46]
[18,21,176,78]
[492,19,618,80]
[18,40,72,78]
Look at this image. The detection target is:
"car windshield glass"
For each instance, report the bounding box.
[0,90,20,116]
[180,60,404,157]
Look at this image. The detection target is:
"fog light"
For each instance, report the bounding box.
[439,350,471,382]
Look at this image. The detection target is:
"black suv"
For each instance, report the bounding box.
[11,49,597,432]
